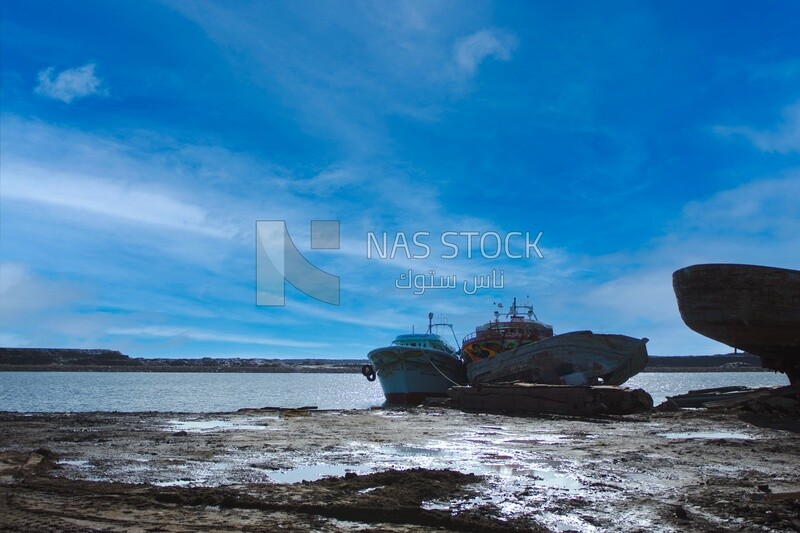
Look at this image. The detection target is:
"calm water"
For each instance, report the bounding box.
[0,371,790,413]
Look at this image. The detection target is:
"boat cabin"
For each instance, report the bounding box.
[392,334,457,354]
[461,298,554,362]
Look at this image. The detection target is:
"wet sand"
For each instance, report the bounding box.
[1,407,799,532]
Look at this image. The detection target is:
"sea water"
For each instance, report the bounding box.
[0,371,789,413]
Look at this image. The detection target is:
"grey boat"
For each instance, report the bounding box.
[466,330,649,386]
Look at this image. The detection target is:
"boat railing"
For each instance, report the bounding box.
[462,324,551,345]
[462,331,479,345]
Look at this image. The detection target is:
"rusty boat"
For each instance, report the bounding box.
[673,263,800,384]
[462,299,649,386]
[461,298,554,363]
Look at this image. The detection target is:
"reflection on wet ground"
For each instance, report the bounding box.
[31,408,800,532]
[659,430,753,440]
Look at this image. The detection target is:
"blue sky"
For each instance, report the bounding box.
[1,0,799,358]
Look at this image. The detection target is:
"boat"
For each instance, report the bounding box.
[467,330,649,386]
[673,263,800,384]
[365,313,467,404]
[449,382,653,415]
[462,299,648,386]
[461,298,554,363]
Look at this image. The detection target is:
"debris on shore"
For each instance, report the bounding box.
[664,384,800,413]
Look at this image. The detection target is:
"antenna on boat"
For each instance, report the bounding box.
[493,302,503,323]
[428,312,434,334]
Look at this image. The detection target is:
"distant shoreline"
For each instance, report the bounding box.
[0,365,770,373]
[0,348,767,374]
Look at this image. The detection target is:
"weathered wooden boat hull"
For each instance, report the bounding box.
[448,383,653,415]
[466,331,649,386]
[368,347,467,405]
[673,264,800,384]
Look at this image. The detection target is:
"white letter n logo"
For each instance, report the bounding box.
[256,220,340,306]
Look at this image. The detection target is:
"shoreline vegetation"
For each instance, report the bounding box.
[0,347,767,373]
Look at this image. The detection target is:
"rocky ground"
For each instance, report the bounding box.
[1,407,799,532]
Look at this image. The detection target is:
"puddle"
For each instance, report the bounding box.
[267,463,366,483]
[384,445,450,457]
[660,431,753,440]
[482,464,582,490]
[58,459,92,468]
[152,479,196,487]
[501,433,589,445]
[358,485,384,494]
[165,419,272,432]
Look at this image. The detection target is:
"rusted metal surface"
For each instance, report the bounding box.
[673,264,800,384]
[465,331,649,386]
[448,383,653,415]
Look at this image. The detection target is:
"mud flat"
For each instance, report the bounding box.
[1,407,799,532]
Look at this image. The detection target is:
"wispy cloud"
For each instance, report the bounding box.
[107,326,328,349]
[0,262,83,325]
[714,102,800,154]
[34,63,105,103]
[0,262,128,349]
[453,29,517,77]
[577,173,800,352]
[1,162,237,238]
[681,175,800,237]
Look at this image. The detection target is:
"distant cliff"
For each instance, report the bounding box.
[0,348,364,372]
[0,348,134,366]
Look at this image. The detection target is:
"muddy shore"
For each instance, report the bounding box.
[1,407,799,532]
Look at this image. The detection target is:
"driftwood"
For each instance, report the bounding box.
[448,383,653,416]
[666,384,800,410]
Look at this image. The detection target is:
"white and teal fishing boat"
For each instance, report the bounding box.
[364,313,467,405]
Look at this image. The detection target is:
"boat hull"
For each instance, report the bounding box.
[368,347,467,405]
[466,331,648,386]
[449,383,653,415]
[673,263,800,384]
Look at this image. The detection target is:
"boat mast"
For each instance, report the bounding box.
[427,312,434,334]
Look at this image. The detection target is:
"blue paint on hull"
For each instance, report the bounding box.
[367,347,466,405]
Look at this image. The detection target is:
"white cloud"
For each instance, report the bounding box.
[714,102,800,154]
[453,29,517,76]
[573,174,800,354]
[681,175,800,237]
[0,262,82,323]
[293,167,364,195]
[1,162,237,238]
[584,269,679,324]
[34,63,105,103]
[107,326,328,348]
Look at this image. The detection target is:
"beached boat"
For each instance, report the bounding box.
[461,298,647,386]
[673,263,800,384]
[466,330,649,386]
[461,298,554,363]
[365,314,467,404]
